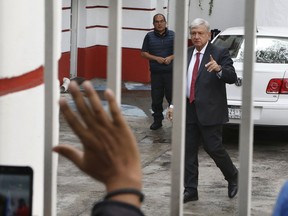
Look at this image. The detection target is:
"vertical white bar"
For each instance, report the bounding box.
[107,0,122,104]
[239,0,257,215]
[170,0,188,215]
[70,0,78,78]
[167,0,175,31]
[44,0,59,215]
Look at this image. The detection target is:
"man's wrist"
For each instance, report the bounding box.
[104,188,144,208]
[217,65,222,72]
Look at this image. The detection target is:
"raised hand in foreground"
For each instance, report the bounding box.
[53,81,143,209]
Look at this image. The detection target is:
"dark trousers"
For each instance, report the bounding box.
[184,102,238,191]
[150,72,172,121]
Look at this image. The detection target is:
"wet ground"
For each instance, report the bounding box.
[57,79,288,216]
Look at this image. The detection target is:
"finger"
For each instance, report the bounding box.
[170,111,173,120]
[60,97,88,137]
[53,144,84,169]
[60,98,101,149]
[205,61,212,68]
[104,89,126,128]
[69,81,96,129]
[82,82,121,151]
[82,81,110,126]
[207,66,213,72]
[204,63,213,72]
[210,55,214,62]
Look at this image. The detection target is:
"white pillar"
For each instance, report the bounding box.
[170,0,189,215]
[0,1,45,215]
[238,0,257,215]
[70,0,79,78]
[44,0,62,215]
[107,0,122,104]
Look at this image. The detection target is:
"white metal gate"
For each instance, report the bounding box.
[44,0,257,215]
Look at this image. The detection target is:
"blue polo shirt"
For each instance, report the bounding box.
[141,28,175,73]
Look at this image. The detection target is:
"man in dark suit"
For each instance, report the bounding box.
[168,18,238,203]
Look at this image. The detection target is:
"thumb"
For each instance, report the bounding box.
[210,55,214,62]
[53,144,83,168]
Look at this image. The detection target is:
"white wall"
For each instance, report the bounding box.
[187,0,288,32]
[61,0,288,53]
[188,0,245,31]
[256,0,288,27]
[61,0,169,51]
[61,7,71,52]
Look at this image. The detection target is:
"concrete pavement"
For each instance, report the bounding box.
[57,79,288,216]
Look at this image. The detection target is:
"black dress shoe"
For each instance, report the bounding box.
[228,177,238,198]
[183,190,198,203]
[150,121,162,130]
[228,182,238,198]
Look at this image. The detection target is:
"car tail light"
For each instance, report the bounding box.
[281,79,288,94]
[266,78,288,94]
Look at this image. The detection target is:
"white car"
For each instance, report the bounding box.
[212,26,288,126]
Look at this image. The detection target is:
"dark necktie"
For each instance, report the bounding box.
[189,52,200,103]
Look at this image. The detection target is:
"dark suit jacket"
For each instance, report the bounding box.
[187,42,237,126]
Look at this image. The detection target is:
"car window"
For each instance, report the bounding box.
[213,35,243,58]
[213,35,288,64]
[256,37,288,63]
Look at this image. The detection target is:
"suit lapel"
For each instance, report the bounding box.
[198,42,212,76]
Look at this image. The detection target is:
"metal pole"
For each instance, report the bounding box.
[44,0,59,215]
[70,0,79,78]
[170,0,189,215]
[107,0,122,104]
[167,0,175,31]
[238,0,257,215]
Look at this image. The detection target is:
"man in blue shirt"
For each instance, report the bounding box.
[141,13,175,130]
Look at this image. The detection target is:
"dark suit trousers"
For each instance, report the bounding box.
[150,72,172,121]
[184,101,237,191]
